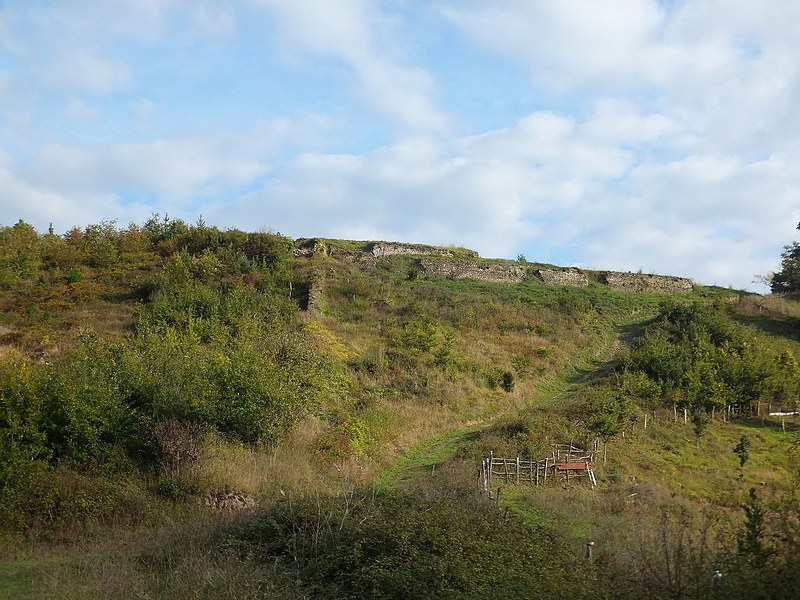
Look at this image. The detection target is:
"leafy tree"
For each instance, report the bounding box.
[0,220,42,286]
[770,223,800,293]
[733,435,751,477]
[587,386,638,442]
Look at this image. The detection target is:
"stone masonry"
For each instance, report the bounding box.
[536,269,588,287]
[599,272,693,293]
[419,257,525,283]
[293,238,695,300]
[368,242,469,258]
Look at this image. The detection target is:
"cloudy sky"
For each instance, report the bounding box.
[2,0,800,291]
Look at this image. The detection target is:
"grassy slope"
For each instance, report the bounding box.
[3,230,794,598]
[391,293,800,598]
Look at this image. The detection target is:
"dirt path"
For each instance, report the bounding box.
[380,316,652,489]
[549,327,626,400]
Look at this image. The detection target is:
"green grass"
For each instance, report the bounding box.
[374,428,482,489]
[0,560,37,600]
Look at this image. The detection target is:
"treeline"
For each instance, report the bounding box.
[581,299,800,443]
[0,216,294,287]
[622,300,800,415]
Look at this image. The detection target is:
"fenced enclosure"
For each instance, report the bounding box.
[481,441,598,490]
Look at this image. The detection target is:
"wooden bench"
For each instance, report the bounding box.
[554,462,594,471]
[552,462,597,486]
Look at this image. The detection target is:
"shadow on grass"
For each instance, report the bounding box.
[737,416,800,433]
[734,312,800,342]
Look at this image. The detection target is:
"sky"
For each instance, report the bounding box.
[2,0,800,292]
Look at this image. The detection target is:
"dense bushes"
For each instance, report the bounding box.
[0,218,348,530]
[225,489,590,599]
[621,300,800,415]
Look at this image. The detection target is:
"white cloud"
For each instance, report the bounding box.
[24,119,309,201]
[190,2,236,36]
[252,0,449,132]
[0,164,117,231]
[45,50,133,94]
[443,0,669,89]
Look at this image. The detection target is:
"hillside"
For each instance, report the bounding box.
[0,218,798,599]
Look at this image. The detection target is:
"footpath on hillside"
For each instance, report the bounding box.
[376,315,652,489]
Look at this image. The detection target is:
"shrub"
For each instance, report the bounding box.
[225,489,589,599]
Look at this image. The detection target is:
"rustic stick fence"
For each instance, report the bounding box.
[480,441,598,491]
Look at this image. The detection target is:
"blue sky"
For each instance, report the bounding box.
[2,0,800,291]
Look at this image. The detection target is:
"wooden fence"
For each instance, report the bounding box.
[480,442,598,490]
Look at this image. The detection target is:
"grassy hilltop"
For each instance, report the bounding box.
[0,217,799,599]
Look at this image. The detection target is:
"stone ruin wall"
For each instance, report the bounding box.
[599,272,693,293]
[294,240,472,261]
[418,257,525,283]
[294,239,694,308]
[306,273,326,316]
[293,241,475,276]
[536,269,588,287]
[418,260,692,292]
[368,242,467,258]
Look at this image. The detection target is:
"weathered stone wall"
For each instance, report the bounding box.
[294,240,472,260]
[368,242,463,258]
[599,272,693,293]
[306,274,326,316]
[293,240,322,258]
[419,257,525,283]
[294,238,695,294]
[536,269,588,287]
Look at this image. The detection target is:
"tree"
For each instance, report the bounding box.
[0,220,42,286]
[770,242,800,293]
[733,435,751,478]
[587,387,638,442]
[737,488,775,568]
[770,223,800,294]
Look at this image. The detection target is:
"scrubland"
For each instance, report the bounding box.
[0,218,798,599]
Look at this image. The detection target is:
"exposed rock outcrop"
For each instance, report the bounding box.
[203,489,257,511]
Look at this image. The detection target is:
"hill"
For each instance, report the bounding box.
[0,217,798,599]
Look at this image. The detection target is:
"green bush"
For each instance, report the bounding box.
[225,489,590,599]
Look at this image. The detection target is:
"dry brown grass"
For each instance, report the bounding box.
[196,419,329,497]
[19,512,290,600]
[737,293,800,319]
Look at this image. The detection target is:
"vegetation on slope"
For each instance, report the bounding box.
[1,216,798,599]
[460,297,800,599]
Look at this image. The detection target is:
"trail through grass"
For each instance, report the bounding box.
[375,313,655,491]
[374,428,481,489]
